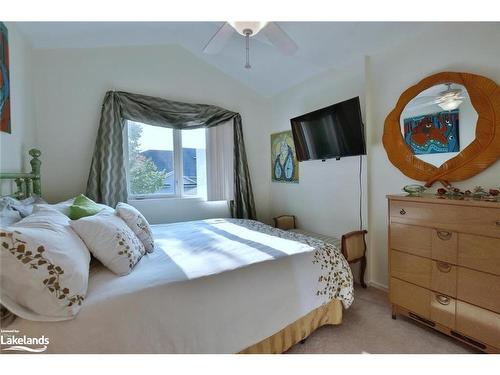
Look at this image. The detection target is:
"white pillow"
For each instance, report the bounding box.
[0,206,91,321]
[70,211,146,276]
[116,203,154,253]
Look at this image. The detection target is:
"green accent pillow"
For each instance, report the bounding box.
[69,194,104,220]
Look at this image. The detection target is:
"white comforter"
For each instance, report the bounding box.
[7,219,353,353]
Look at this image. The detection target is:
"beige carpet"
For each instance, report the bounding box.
[287,285,479,354]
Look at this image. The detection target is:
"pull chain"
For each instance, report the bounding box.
[244,29,252,69]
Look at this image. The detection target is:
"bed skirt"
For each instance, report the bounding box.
[239,299,343,354]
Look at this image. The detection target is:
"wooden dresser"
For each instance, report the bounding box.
[387,194,500,353]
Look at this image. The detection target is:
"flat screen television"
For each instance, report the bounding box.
[290,97,366,161]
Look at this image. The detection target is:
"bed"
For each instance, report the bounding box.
[1,150,353,354]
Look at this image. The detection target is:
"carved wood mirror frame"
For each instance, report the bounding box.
[383,72,500,187]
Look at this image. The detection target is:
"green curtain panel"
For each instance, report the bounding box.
[86,91,256,220]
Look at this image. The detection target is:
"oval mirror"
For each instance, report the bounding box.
[383,72,500,187]
[399,83,478,167]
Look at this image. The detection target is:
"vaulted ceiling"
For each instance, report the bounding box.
[16,22,435,96]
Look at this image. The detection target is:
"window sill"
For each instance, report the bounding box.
[128,195,207,203]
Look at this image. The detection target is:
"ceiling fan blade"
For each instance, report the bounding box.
[203,22,234,54]
[434,95,465,104]
[262,22,298,55]
[406,102,441,111]
[408,96,439,105]
[405,97,443,110]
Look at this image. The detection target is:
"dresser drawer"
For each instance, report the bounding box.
[456,301,500,349]
[459,234,500,276]
[431,261,457,297]
[390,200,500,238]
[390,278,431,319]
[431,229,457,264]
[390,223,431,258]
[430,292,456,329]
[457,268,500,314]
[391,250,431,288]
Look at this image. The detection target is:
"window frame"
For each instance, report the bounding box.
[125,121,206,201]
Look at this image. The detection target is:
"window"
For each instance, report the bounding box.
[127,121,207,199]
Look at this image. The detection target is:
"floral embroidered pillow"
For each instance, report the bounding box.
[70,211,145,276]
[0,207,90,321]
[116,203,155,253]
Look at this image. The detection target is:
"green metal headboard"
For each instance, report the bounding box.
[0,149,41,199]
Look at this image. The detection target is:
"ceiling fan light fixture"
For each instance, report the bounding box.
[438,98,463,111]
[439,83,462,97]
[229,21,268,36]
[203,21,297,69]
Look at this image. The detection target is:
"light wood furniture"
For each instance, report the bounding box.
[383,72,500,187]
[273,215,297,231]
[273,215,367,287]
[341,230,368,288]
[388,194,500,353]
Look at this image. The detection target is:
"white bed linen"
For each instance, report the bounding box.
[6,219,353,353]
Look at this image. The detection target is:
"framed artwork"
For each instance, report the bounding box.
[403,109,459,155]
[271,130,299,183]
[0,22,10,134]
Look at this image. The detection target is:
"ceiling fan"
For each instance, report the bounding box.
[202,22,298,69]
[408,83,467,111]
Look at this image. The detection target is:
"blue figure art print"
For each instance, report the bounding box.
[403,109,460,155]
[271,131,299,183]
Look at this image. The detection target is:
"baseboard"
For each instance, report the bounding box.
[367,280,388,292]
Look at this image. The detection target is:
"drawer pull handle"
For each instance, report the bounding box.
[437,230,452,240]
[436,262,452,273]
[400,209,406,215]
[496,220,500,226]
[436,294,450,305]
[450,331,487,349]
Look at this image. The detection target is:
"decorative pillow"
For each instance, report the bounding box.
[70,211,146,276]
[116,202,155,253]
[0,206,91,321]
[69,194,104,220]
[36,196,112,217]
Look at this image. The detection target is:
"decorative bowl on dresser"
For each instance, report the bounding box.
[387,194,500,353]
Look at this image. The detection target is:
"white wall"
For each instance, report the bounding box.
[367,23,500,288]
[0,23,37,194]
[267,59,368,282]
[268,59,367,236]
[32,44,271,222]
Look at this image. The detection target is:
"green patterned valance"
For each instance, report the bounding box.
[86,91,256,220]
